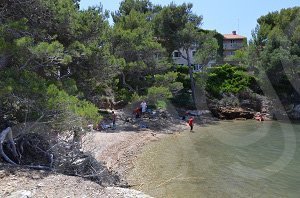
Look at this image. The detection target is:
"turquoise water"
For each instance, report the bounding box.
[128,121,300,198]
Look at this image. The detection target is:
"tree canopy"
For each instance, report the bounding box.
[251,7,300,102]
[1,1,299,132]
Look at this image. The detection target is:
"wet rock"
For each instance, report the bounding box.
[289,104,300,120]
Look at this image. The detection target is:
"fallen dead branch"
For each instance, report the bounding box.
[0,125,123,187]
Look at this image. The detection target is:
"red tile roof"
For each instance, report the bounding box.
[223,34,246,39]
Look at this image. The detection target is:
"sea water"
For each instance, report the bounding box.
[128,120,300,198]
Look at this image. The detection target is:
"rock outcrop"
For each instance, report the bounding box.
[207,91,274,120]
[208,105,255,120]
[288,104,300,120]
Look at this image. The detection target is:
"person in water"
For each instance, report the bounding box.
[255,112,264,122]
[188,116,194,131]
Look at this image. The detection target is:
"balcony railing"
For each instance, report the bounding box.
[223,43,243,50]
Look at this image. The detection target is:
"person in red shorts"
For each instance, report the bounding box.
[188,116,194,131]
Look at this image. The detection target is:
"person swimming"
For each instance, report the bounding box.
[255,112,264,122]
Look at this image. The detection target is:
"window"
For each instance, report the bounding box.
[173,51,181,57]
[231,40,235,43]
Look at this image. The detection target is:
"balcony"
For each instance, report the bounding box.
[223,43,243,50]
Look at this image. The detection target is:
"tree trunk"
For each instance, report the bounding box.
[121,72,135,92]
[186,49,196,106]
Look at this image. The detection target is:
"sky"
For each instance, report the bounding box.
[79,0,300,40]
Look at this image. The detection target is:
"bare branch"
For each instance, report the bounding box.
[0,127,18,165]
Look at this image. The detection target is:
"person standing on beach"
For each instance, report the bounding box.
[140,101,147,115]
[188,116,194,131]
[111,111,116,129]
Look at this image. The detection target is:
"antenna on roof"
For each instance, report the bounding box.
[238,18,240,34]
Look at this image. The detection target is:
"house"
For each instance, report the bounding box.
[172,47,202,72]
[223,31,246,58]
[171,31,245,70]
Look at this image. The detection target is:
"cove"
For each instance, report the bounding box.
[128,120,300,198]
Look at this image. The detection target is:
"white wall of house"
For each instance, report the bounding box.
[172,47,203,72]
[172,47,197,65]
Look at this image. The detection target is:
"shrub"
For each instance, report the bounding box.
[175,65,189,74]
[206,64,257,97]
[131,92,143,102]
[156,100,167,110]
[115,88,132,102]
[46,84,102,129]
[147,86,172,101]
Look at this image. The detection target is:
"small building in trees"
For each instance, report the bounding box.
[223,31,246,58]
[172,46,202,72]
[172,47,217,72]
[171,30,223,71]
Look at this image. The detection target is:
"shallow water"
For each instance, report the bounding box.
[128,120,300,198]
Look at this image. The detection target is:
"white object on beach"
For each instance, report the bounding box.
[141,101,147,113]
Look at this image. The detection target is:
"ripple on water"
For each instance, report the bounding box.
[128,121,300,198]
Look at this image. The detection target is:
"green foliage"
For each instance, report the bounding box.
[115,88,132,102]
[62,78,78,96]
[194,35,219,65]
[30,41,72,65]
[68,41,92,58]
[0,69,47,97]
[252,7,300,100]
[175,65,189,74]
[154,72,183,93]
[206,64,257,97]
[155,100,167,110]
[130,92,143,102]
[14,36,34,48]
[152,2,204,105]
[153,2,202,55]
[111,3,168,94]
[46,84,101,125]
[170,91,194,109]
[112,0,155,23]
[226,47,248,65]
[0,69,47,125]
[154,71,178,84]
[147,86,172,100]
[169,82,184,93]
